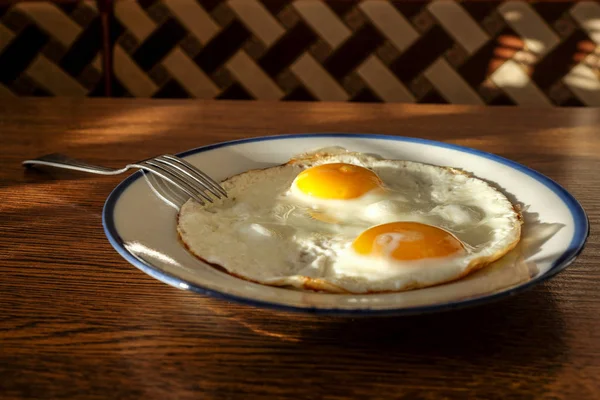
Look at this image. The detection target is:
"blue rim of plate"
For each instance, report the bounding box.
[103,133,590,316]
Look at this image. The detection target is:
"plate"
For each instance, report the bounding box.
[103,134,589,316]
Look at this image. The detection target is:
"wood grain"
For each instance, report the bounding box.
[1,98,599,400]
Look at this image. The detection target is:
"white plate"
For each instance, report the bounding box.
[103,134,588,316]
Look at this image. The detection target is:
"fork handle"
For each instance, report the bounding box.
[22,153,120,175]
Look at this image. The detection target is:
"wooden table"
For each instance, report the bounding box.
[1,98,599,399]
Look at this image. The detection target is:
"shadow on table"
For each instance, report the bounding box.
[302,285,563,354]
[22,165,104,182]
[222,285,566,396]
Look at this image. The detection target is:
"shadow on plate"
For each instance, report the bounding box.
[472,175,565,278]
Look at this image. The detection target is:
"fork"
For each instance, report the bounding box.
[22,153,227,205]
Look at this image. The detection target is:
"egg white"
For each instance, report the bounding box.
[177,149,522,293]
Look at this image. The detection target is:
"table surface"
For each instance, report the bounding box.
[1,98,599,399]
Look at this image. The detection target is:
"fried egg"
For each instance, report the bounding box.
[177,148,522,293]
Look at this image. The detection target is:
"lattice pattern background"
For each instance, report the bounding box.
[2,0,600,106]
[0,1,104,96]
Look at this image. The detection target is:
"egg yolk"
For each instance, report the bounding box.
[295,163,382,199]
[352,222,464,261]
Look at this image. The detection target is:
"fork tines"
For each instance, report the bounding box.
[139,155,227,205]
